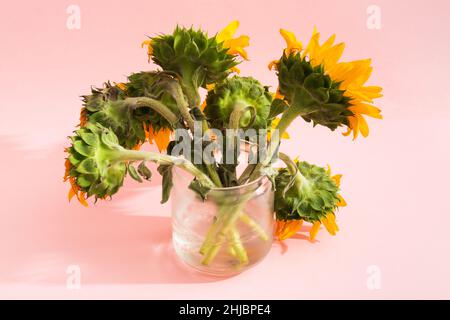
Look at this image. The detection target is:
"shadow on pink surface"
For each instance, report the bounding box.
[0,136,226,284]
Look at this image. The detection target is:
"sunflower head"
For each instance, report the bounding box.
[65,123,127,201]
[81,82,145,149]
[277,52,353,130]
[272,28,383,138]
[204,76,272,129]
[125,71,180,132]
[274,161,341,222]
[147,26,239,89]
[81,73,178,149]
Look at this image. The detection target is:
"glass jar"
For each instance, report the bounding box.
[171,170,274,276]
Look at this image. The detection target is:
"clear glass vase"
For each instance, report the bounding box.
[171,170,274,276]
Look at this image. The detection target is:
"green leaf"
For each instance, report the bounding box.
[188,179,211,200]
[128,163,143,183]
[157,164,174,204]
[137,161,152,181]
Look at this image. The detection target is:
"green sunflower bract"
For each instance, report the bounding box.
[204,76,272,129]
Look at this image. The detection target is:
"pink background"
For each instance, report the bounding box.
[1,0,449,299]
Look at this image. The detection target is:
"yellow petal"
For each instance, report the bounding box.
[114,82,127,91]
[322,42,345,69]
[217,20,239,43]
[321,214,336,235]
[151,128,172,152]
[327,213,339,232]
[356,114,369,137]
[342,126,352,137]
[200,100,207,111]
[77,192,89,207]
[68,188,76,202]
[332,174,342,187]
[281,131,290,139]
[303,27,320,63]
[309,221,321,240]
[269,118,290,140]
[224,42,248,60]
[230,66,241,74]
[141,39,153,56]
[321,34,336,51]
[277,220,303,240]
[347,116,359,140]
[268,60,279,71]
[273,89,284,100]
[280,29,302,54]
[349,103,382,119]
[337,194,347,207]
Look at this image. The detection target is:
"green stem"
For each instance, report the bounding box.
[247,106,302,182]
[228,103,256,129]
[108,148,215,188]
[278,151,306,191]
[180,76,201,108]
[239,213,269,241]
[228,228,248,265]
[124,97,179,127]
[200,194,251,265]
[278,152,298,175]
[167,82,196,132]
[168,81,222,187]
[237,163,256,185]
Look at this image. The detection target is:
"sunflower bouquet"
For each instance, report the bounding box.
[64,21,382,273]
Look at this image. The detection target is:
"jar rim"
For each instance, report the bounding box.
[210,175,268,192]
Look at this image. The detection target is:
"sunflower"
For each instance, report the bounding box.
[274,162,346,241]
[272,28,382,139]
[141,21,248,81]
[141,21,249,63]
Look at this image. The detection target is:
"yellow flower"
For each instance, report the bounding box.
[279,28,383,139]
[216,21,250,60]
